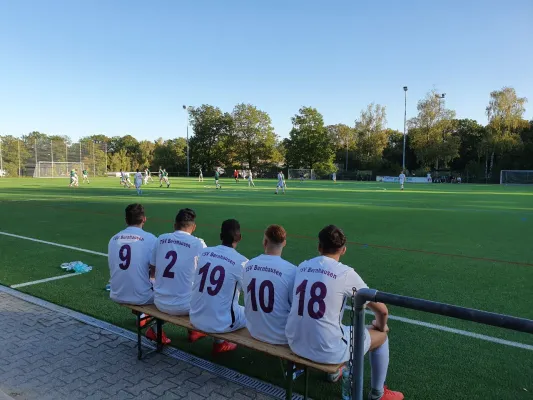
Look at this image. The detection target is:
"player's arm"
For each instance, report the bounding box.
[367,301,389,332]
[344,268,388,332]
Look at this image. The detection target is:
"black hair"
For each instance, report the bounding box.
[220,219,241,246]
[125,204,145,226]
[318,225,346,254]
[175,208,196,229]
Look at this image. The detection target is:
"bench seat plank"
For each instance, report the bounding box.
[123,303,343,374]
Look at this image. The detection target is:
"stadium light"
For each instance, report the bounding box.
[183,105,190,177]
[402,86,408,171]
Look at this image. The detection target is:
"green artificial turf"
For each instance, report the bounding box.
[0,177,532,399]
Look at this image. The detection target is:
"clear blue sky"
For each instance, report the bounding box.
[1,0,532,142]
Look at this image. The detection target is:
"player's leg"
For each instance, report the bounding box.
[367,328,403,400]
[166,177,170,188]
[213,306,244,354]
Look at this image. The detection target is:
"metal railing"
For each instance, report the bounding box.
[351,288,533,400]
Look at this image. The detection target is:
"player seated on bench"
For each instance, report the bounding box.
[285,225,404,400]
[151,208,207,343]
[107,204,170,343]
[189,219,248,354]
[243,224,296,345]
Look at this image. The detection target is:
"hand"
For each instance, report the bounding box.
[372,319,389,333]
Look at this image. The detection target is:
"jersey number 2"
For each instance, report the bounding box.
[162,251,177,278]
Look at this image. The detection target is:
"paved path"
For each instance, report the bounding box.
[0,292,273,400]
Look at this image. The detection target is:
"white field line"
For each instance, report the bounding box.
[0,231,107,256]
[11,273,83,288]
[344,306,533,351]
[1,230,531,351]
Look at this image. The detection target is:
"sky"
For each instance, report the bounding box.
[0,0,532,142]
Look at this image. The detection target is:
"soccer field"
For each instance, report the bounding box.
[0,177,532,399]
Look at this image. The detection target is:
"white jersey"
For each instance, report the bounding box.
[277,173,284,186]
[399,173,406,183]
[134,172,143,185]
[243,254,296,344]
[332,173,336,180]
[120,172,126,181]
[151,231,206,315]
[190,245,248,333]
[108,226,157,305]
[248,173,253,181]
[285,256,368,364]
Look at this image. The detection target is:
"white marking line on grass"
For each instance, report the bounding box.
[11,273,83,288]
[345,306,533,351]
[1,230,531,352]
[0,232,107,257]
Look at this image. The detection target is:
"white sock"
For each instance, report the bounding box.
[369,338,389,397]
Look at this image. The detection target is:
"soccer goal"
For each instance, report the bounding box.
[288,169,315,180]
[33,162,85,178]
[500,170,533,185]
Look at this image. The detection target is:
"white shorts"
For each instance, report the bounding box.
[155,301,189,316]
[135,180,142,188]
[277,182,284,188]
[400,180,405,185]
[340,324,371,362]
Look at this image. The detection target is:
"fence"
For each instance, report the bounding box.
[0,137,107,177]
[350,288,533,400]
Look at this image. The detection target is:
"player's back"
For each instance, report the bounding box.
[243,255,296,344]
[190,245,247,333]
[152,231,206,315]
[108,226,156,305]
[285,255,368,364]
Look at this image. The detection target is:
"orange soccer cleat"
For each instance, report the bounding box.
[188,330,208,343]
[212,341,237,354]
[145,327,171,345]
[375,386,404,400]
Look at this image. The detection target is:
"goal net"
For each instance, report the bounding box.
[33,162,85,178]
[288,169,315,180]
[500,170,533,185]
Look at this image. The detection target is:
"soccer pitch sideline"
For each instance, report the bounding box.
[0,177,532,399]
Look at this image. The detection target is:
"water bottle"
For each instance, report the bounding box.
[341,365,351,400]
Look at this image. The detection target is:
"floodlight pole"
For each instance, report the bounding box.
[402,86,408,170]
[183,105,190,177]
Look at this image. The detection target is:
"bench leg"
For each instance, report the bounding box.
[156,319,163,352]
[285,361,294,400]
[136,312,142,360]
[304,367,309,400]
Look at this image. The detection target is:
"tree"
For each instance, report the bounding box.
[0,135,31,176]
[284,107,335,172]
[188,105,234,173]
[137,140,155,169]
[153,138,187,172]
[354,103,388,169]
[232,103,277,171]
[327,124,356,171]
[449,119,486,174]
[408,90,459,170]
[485,87,528,178]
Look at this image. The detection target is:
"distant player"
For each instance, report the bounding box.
[285,225,404,400]
[275,171,285,194]
[243,225,296,344]
[158,166,163,186]
[134,169,143,195]
[69,169,78,187]
[399,170,406,191]
[143,168,150,185]
[248,170,255,187]
[233,169,239,183]
[107,204,170,344]
[198,168,204,182]
[426,172,432,183]
[332,172,337,183]
[151,209,208,342]
[82,169,90,184]
[299,172,304,182]
[215,169,221,189]
[190,219,248,353]
[160,169,170,188]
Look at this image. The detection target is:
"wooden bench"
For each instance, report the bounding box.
[123,303,343,400]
